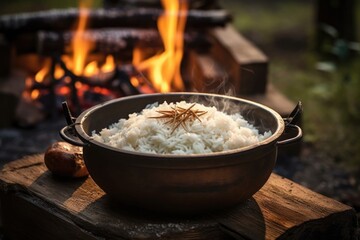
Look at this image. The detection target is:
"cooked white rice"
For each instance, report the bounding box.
[91,101,272,154]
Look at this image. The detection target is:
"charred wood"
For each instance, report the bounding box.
[0,8,232,35]
[14,29,212,55]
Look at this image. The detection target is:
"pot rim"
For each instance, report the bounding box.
[74,92,285,158]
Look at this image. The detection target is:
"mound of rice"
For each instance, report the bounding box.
[92,101,272,154]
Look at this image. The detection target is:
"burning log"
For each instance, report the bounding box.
[0,8,232,35]
[26,54,154,115]
[14,28,212,55]
[103,0,220,10]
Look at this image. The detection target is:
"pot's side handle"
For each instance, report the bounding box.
[277,124,302,146]
[59,101,86,147]
[283,101,302,126]
[277,101,303,146]
[60,124,86,147]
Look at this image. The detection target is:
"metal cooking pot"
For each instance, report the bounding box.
[60,93,302,215]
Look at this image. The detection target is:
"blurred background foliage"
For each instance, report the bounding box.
[221,0,360,170]
[0,0,359,170]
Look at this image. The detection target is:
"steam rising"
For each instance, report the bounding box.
[184,73,273,134]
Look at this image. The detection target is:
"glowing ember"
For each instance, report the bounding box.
[84,61,99,77]
[57,86,70,96]
[31,89,40,99]
[54,65,65,79]
[130,77,140,87]
[133,0,187,92]
[35,59,51,83]
[83,55,115,77]
[101,55,115,73]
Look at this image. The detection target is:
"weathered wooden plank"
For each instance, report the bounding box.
[209,25,268,95]
[0,154,357,240]
[185,51,231,94]
[218,174,357,240]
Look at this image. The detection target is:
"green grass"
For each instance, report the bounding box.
[221,1,313,45]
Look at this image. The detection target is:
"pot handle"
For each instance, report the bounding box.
[277,101,303,146]
[59,101,86,147]
[277,124,302,146]
[59,124,86,147]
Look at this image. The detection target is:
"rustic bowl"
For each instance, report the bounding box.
[60,93,301,215]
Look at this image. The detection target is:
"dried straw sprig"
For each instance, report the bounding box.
[149,104,207,134]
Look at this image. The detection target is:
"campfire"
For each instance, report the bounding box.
[0,0,272,127]
[22,0,190,114]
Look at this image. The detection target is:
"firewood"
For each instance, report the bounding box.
[209,25,268,95]
[14,29,212,55]
[104,0,220,10]
[0,8,232,35]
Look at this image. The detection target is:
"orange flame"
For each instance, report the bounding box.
[31,0,189,101]
[54,64,65,79]
[84,61,99,77]
[101,55,115,73]
[72,2,92,76]
[71,1,115,77]
[35,59,51,83]
[31,0,117,101]
[133,0,187,92]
